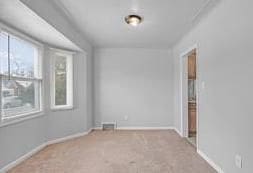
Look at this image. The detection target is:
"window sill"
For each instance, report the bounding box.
[0,111,44,128]
[51,106,74,112]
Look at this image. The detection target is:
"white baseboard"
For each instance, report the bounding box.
[93,126,174,130]
[173,127,183,137]
[0,128,93,173]
[197,149,225,173]
[93,126,102,130]
[46,129,92,146]
[116,126,174,130]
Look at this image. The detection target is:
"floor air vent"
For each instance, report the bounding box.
[102,122,116,130]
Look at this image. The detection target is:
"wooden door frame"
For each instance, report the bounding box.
[180,44,199,149]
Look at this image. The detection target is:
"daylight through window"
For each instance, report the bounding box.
[0,31,42,121]
[51,50,73,110]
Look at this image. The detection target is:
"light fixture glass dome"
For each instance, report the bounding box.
[125,15,142,26]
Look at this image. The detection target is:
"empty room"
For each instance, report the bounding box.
[0,0,252,173]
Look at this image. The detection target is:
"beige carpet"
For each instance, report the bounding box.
[8,130,216,173]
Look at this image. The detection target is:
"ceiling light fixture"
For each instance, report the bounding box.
[125,15,142,26]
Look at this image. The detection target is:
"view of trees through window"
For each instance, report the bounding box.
[55,56,67,106]
[0,31,41,119]
[0,32,36,78]
[51,51,73,109]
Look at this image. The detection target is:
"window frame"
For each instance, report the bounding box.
[0,24,44,124]
[50,49,74,110]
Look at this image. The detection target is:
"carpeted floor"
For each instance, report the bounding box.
[8,130,216,173]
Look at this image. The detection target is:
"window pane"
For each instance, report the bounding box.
[2,79,41,119]
[9,35,38,78]
[55,56,67,105]
[0,32,8,75]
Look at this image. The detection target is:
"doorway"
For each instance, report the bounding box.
[181,46,198,148]
[187,50,197,146]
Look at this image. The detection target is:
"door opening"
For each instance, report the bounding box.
[187,50,197,146]
[181,46,198,148]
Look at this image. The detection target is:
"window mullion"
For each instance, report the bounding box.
[7,34,11,80]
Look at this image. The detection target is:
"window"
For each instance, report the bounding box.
[51,50,73,110]
[0,31,42,121]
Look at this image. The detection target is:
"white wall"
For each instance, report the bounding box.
[94,48,174,128]
[0,116,46,169]
[173,0,253,172]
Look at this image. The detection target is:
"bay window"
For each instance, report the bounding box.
[0,31,42,122]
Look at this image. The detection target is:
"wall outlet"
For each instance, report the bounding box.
[235,155,242,168]
[124,116,128,121]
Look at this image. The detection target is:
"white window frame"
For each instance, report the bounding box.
[50,49,74,110]
[0,24,44,125]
